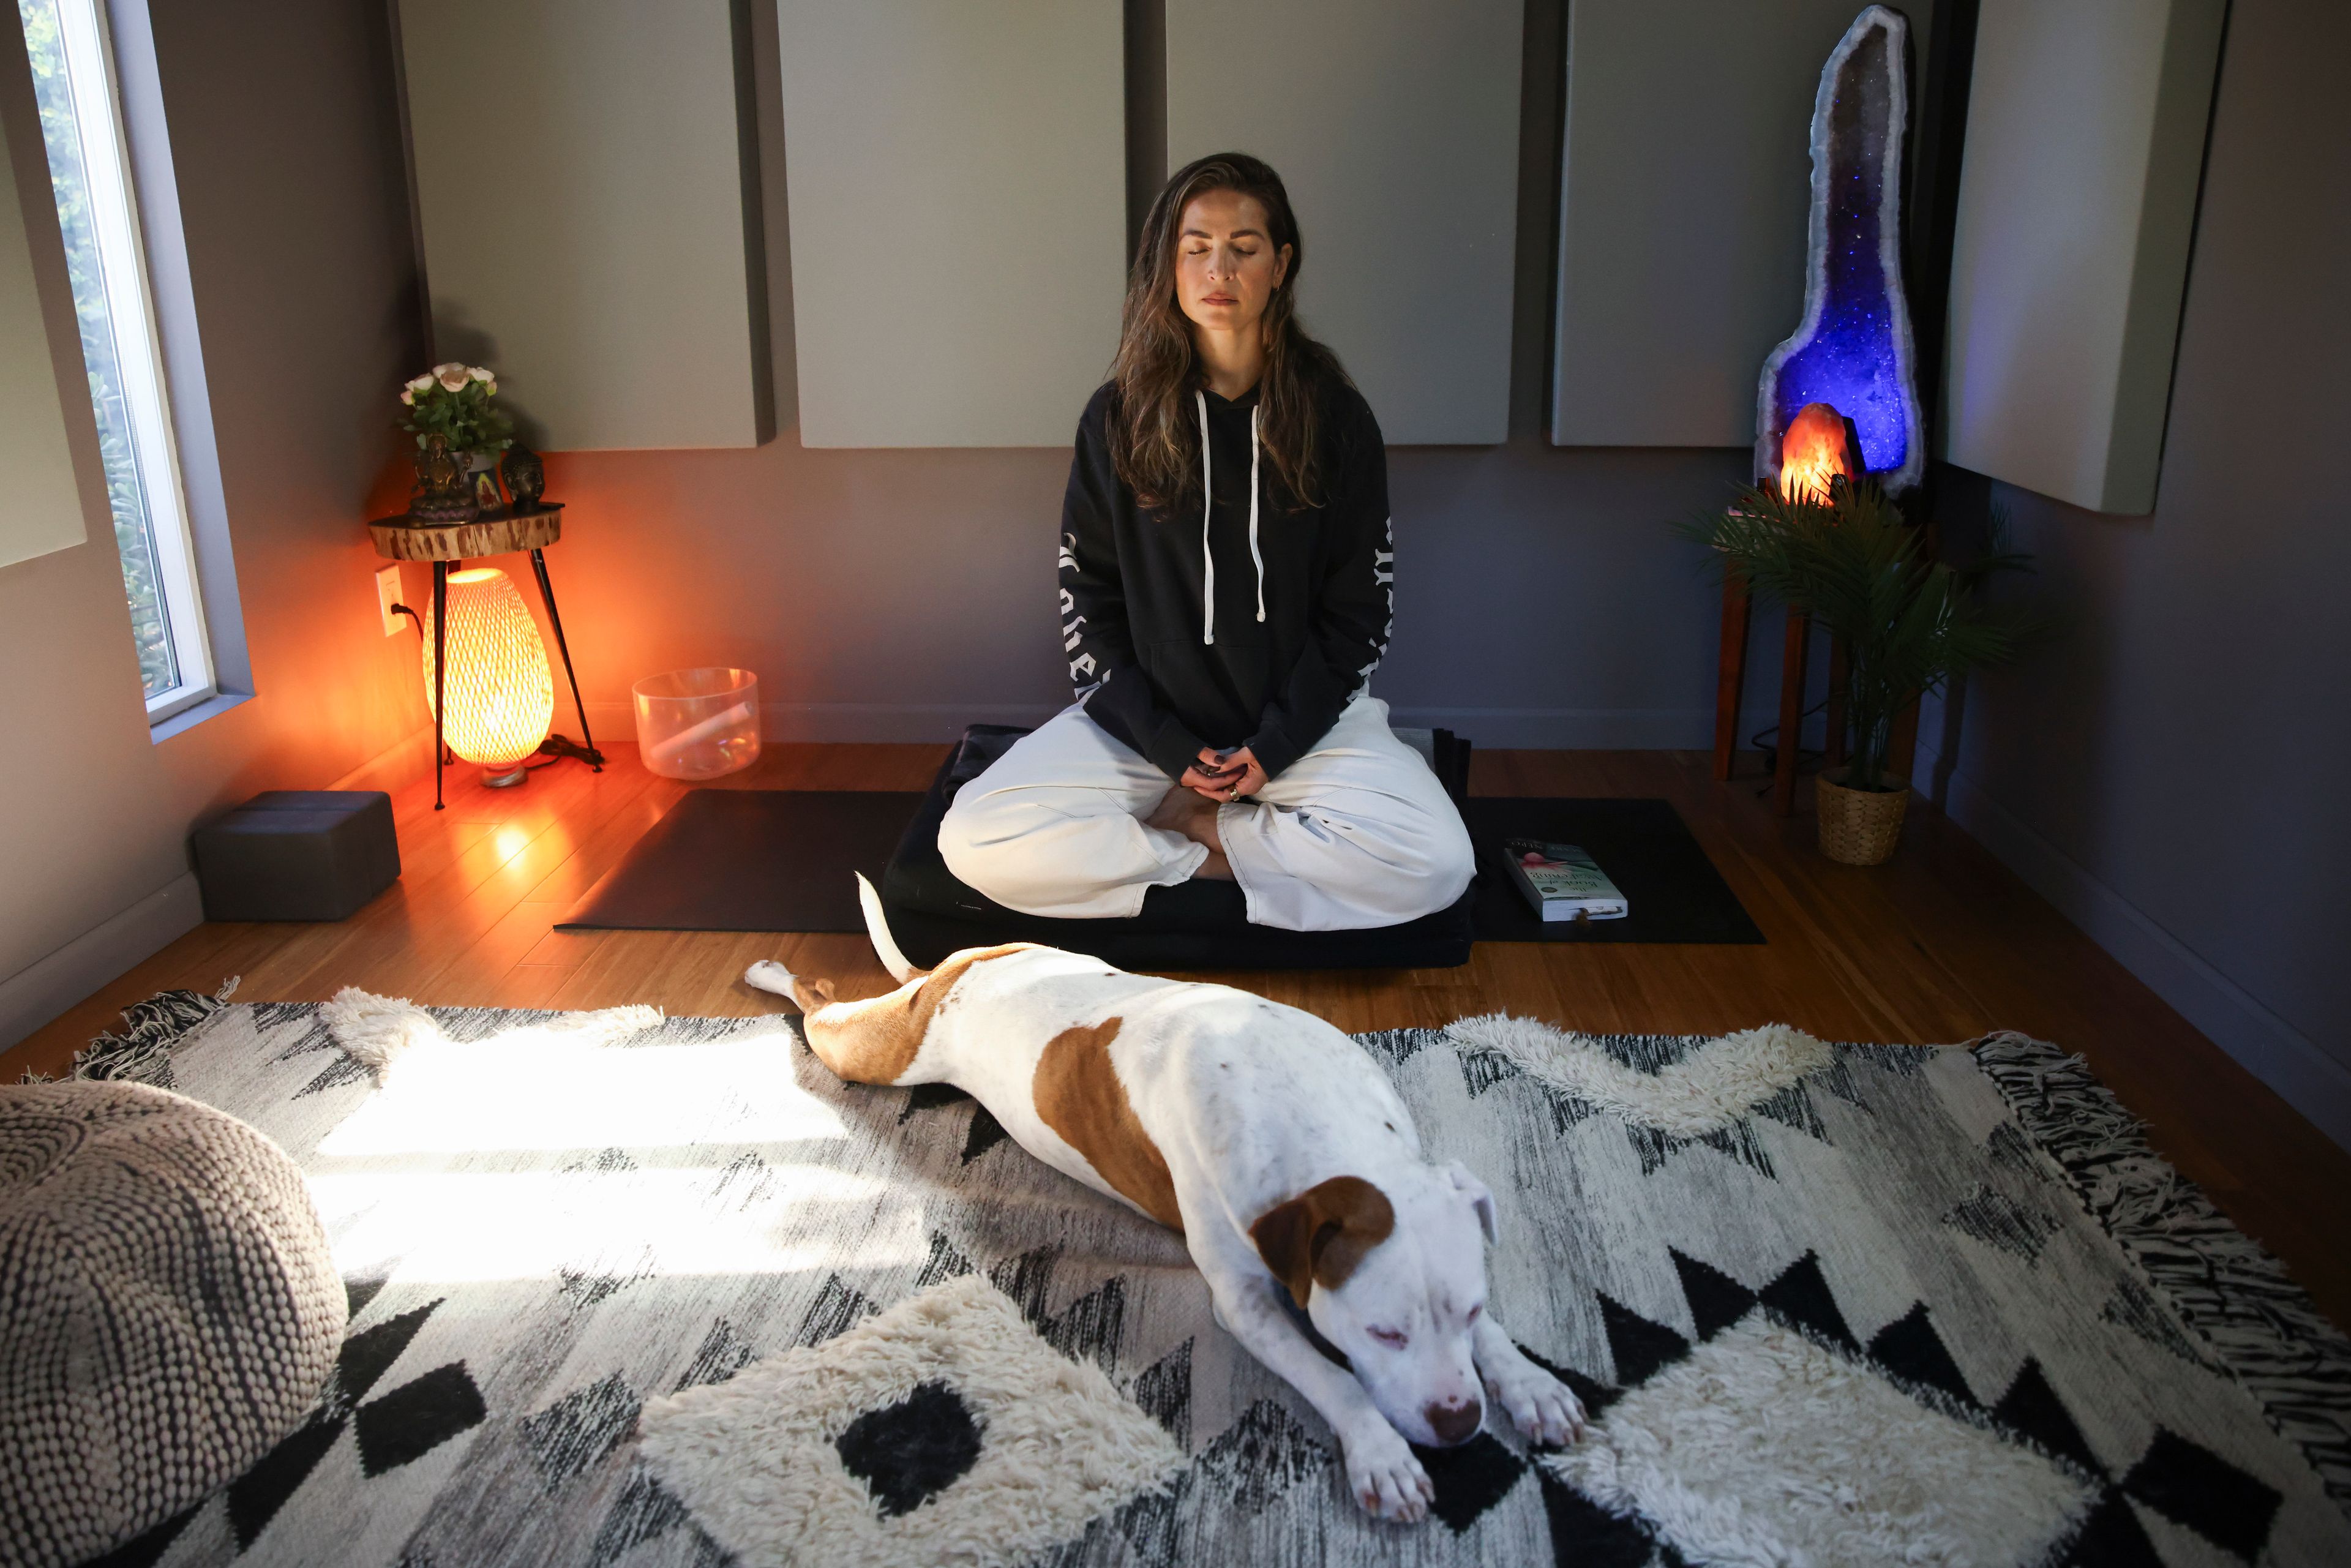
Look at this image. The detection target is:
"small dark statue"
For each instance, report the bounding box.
[502,441,546,510]
[408,433,474,521]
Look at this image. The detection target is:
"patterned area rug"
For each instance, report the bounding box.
[48,987,2351,1568]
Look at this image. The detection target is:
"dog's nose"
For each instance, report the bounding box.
[1423,1397,1482,1446]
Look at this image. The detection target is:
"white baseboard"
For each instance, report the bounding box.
[0,873,204,1054]
[1915,737,2351,1153]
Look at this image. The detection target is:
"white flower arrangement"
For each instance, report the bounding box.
[398,362,512,452]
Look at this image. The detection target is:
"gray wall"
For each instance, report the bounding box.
[530,0,1738,752]
[0,0,427,1048]
[1916,0,2351,1147]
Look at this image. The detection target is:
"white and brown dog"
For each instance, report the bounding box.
[744,878,1585,1523]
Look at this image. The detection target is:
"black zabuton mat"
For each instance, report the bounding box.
[1466,798,1763,945]
[557,790,926,932]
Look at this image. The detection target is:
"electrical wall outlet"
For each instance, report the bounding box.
[375,563,407,636]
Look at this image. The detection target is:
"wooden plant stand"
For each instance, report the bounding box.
[368,504,602,810]
[1712,580,1917,816]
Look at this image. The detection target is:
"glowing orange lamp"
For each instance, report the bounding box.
[1778,402,1859,504]
[421,567,554,787]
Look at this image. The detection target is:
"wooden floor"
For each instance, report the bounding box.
[9,741,2346,1330]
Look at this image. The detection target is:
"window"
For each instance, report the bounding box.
[18,0,212,721]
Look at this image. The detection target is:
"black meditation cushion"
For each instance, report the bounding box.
[878,725,1476,971]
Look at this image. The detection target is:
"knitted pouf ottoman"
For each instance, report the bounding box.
[0,1079,345,1567]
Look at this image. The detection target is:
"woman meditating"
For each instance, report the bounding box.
[939,153,1474,932]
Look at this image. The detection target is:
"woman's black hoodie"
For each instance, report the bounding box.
[1057,377,1392,782]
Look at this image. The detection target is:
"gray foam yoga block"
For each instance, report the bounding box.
[191,790,401,922]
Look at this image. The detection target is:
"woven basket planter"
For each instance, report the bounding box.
[1815,768,1910,865]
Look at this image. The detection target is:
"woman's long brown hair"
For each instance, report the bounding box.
[1109,153,1349,515]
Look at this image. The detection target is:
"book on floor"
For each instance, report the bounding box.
[1501,839,1629,922]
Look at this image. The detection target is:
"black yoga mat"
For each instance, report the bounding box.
[1466,797,1763,944]
[557,790,925,932]
[560,789,1761,946]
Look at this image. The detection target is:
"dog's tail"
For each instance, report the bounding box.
[857,872,918,985]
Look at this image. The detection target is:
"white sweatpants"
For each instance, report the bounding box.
[937,696,1475,932]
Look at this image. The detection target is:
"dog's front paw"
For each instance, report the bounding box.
[1341,1422,1433,1523]
[1487,1364,1586,1447]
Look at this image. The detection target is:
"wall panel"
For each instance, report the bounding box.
[1941,0,2225,514]
[776,0,1124,448]
[1550,0,1936,449]
[400,0,761,451]
[1167,0,1521,445]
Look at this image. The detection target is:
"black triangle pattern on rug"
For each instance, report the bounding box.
[1749,1081,1829,1142]
[708,1151,775,1212]
[2058,1491,2166,1568]
[1597,1293,1691,1388]
[915,1229,977,1288]
[1411,1431,1528,1533]
[586,1461,732,1568]
[519,1371,641,1491]
[963,1103,1010,1163]
[1535,1470,1658,1568]
[1130,1338,1193,1450]
[793,1274,877,1346]
[1755,1251,1859,1352]
[1624,1119,1780,1182]
[1867,1302,1979,1410]
[988,1244,1127,1370]
[212,1297,487,1551]
[1670,1248,1757,1341]
[899,1081,1010,1163]
[1993,1357,2106,1479]
[1115,1397,1335,1558]
[899,1081,969,1122]
[2121,1428,2283,1563]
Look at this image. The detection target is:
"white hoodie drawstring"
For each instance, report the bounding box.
[1196,391,1216,645]
[1247,407,1265,624]
[1194,389,1267,645]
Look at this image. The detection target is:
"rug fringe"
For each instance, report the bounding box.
[1973,1030,2351,1515]
[41,978,242,1088]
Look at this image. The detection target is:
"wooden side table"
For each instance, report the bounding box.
[369,504,604,810]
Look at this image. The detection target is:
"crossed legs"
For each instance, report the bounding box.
[938,696,1473,931]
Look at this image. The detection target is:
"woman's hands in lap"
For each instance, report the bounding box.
[1181,746,1268,802]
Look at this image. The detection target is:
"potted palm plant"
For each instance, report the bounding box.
[1685,479,2035,864]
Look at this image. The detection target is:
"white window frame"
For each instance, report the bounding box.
[40,0,213,722]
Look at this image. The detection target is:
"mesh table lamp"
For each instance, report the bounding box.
[421,566,554,787]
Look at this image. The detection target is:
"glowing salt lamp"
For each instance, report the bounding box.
[1779,402,1858,505]
[422,566,554,787]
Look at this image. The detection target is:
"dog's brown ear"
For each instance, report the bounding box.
[1250,1176,1395,1310]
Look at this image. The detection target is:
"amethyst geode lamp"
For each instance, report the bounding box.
[1755,6,1924,496]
